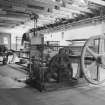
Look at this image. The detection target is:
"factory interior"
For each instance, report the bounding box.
[1,0,105,105]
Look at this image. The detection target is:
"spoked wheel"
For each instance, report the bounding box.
[81,35,105,85]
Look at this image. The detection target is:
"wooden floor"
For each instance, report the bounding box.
[0,64,105,105]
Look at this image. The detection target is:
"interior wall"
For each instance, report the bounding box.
[45,22,105,46]
[0,26,30,50]
[0,22,105,50]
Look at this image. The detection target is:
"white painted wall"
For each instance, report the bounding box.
[45,22,105,46]
[0,21,105,49]
[0,26,30,50]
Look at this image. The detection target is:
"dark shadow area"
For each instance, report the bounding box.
[25,78,89,92]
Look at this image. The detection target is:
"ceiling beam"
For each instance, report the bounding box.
[0,0,27,7]
[0,24,12,27]
[0,14,28,19]
[53,9,73,18]
[60,7,84,14]
[88,0,105,6]
[0,20,22,24]
[66,4,92,13]
[0,16,26,21]
[42,12,71,19]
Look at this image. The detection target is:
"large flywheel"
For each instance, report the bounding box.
[47,47,73,82]
[81,35,105,84]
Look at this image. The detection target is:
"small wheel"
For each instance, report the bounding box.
[81,35,105,84]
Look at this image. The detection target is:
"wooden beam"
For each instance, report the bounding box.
[60,7,84,14]
[88,0,105,6]
[0,16,26,21]
[66,4,92,13]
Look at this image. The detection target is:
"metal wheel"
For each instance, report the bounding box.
[81,35,105,84]
[48,52,73,82]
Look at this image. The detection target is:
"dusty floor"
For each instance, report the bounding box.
[0,64,105,105]
[0,64,27,88]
